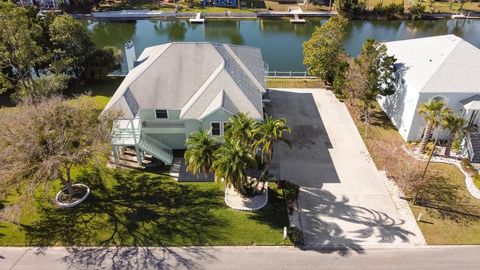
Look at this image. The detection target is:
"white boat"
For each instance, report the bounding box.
[451,13,466,19]
[189,12,205,23]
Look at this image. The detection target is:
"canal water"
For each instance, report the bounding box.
[83,19,480,72]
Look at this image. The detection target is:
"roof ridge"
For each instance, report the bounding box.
[222,44,265,93]
[223,75,263,119]
[103,43,172,115]
[419,37,462,92]
[180,59,226,118]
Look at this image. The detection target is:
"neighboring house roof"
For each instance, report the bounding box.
[384,35,480,93]
[103,42,266,120]
[460,95,480,110]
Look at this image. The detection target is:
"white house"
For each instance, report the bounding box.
[378,35,480,161]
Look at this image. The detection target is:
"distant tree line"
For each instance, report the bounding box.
[335,0,426,20]
[0,2,121,102]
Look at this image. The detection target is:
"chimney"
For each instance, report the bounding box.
[125,41,136,73]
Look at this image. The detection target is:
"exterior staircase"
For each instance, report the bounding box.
[137,133,174,165]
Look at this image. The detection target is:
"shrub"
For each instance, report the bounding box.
[372,3,405,18]
[287,225,304,245]
[409,1,426,19]
[474,174,480,190]
[278,181,300,201]
[461,158,477,176]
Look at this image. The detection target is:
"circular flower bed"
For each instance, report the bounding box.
[224,182,268,211]
[55,184,90,208]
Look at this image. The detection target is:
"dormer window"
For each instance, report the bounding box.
[155,110,168,119]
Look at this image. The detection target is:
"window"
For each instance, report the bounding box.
[155,110,168,119]
[211,122,221,136]
[431,96,447,106]
[432,96,444,103]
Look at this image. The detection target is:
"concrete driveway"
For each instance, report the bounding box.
[266,88,425,250]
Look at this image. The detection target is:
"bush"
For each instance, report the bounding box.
[460,159,480,189]
[409,1,426,19]
[372,3,405,18]
[474,174,480,190]
[287,225,304,245]
[278,180,300,201]
[461,158,477,176]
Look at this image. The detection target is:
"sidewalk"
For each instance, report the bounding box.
[2,246,480,270]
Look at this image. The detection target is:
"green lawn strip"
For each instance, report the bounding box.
[0,165,290,246]
[266,78,325,88]
[347,100,480,244]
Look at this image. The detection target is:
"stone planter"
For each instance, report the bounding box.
[224,182,268,211]
[54,183,90,208]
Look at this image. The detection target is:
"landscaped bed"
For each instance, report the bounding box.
[0,165,291,246]
[346,101,480,244]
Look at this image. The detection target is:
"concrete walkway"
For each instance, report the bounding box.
[266,89,425,249]
[2,246,480,270]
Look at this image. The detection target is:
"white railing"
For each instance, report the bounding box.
[140,133,173,156]
[266,70,315,78]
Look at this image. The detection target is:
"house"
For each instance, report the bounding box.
[378,35,480,161]
[16,0,70,9]
[103,42,267,166]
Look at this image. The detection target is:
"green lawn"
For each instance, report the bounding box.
[346,100,480,244]
[95,0,257,12]
[266,78,325,88]
[0,165,291,246]
[422,1,480,13]
[0,76,292,246]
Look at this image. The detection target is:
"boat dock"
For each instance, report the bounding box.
[73,10,336,21]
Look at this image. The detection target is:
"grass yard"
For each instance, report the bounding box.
[69,77,123,109]
[95,0,257,12]
[266,78,325,88]
[0,76,292,247]
[422,1,480,13]
[346,100,480,244]
[0,165,291,246]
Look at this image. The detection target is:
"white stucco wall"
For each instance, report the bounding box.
[378,80,478,142]
[408,92,476,141]
[378,80,420,141]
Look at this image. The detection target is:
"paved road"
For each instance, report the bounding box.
[266,89,424,248]
[1,246,479,270]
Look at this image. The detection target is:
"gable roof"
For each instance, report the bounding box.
[103,42,265,120]
[383,35,480,93]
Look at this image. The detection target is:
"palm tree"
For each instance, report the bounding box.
[255,115,291,166]
[184,130,219,176]
[441,113,466,157]
[418,100,449,154]
[224,113,259,147]
[212,141,256,196]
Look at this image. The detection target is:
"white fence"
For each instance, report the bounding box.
[266,71,316,78]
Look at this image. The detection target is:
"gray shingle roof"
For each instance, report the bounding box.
[103,42,265,120]
[384,35,480,93]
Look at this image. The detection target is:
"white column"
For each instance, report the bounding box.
[112,145,120,165]
[135,147,142,166]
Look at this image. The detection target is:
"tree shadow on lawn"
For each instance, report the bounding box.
[22,168,226,269]
[416,174,480,223]
[247,188,290,232]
